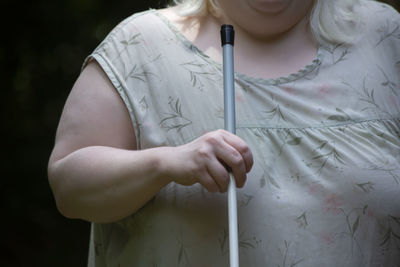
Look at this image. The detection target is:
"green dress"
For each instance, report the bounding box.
[84,1,400,266]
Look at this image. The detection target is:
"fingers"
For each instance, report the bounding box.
[197,171,220,193]
[206,159,230,192]
[173,129,253,193]
[209,142,245,188]
[200,130,253,189]
[220,131,254,173]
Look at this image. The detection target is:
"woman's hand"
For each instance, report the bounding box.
[164,129,253,193]
[48,61,253,222]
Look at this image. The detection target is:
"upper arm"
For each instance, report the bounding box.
[49,60,137,163]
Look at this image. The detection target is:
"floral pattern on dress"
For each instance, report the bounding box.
[84,2,400,266]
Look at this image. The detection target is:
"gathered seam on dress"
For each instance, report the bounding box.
[236,116,400,130]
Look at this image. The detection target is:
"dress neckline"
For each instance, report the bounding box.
[152,9,324,86]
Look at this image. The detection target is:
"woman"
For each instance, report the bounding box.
[48,0,400,266]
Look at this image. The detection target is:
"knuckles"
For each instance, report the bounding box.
[231,151,244,167]
[190,130,252,192]
[202,130,224,145]
[196,146,213,161]
[238,145,250,157]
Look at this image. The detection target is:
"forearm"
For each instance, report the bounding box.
[48,146,172,223]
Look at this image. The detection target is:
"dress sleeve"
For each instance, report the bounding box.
[361,2,400,92]
[380,4,400,86]
[81,12,152,148]
[372,3,400,59]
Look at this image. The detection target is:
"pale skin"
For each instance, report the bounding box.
[48,0,316,223]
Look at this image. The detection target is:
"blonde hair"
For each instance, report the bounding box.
[171,0,365,44]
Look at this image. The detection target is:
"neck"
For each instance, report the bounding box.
[195,13,318,78]
[161,7,318,79]
[231,14,317,65]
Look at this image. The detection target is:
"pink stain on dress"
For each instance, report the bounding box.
[235,95,244,103]
[316,83,334,99]
[367,209,375,218]
[308,182,324,195]
[281,86,297,95]
[320,233,335,245]
[389,94,398,109]
[323,193,345,215]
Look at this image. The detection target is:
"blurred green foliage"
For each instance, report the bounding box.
[2,0,398,266]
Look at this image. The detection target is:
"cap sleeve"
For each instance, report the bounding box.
[81,11,155,148]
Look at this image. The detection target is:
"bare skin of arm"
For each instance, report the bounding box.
[48,61,253,223]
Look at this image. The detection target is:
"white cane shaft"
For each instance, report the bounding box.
[221,25,239,267]
[228,174,239,267]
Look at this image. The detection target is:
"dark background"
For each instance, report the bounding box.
[2,0,399,266]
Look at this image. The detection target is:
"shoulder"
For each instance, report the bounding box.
[352,1,400,50]
[92,6,201,54]
[156,7,203,43]
[101,10,162,44]
[87,8,175,66]
[101,6,198,43]
[358,1,400,30]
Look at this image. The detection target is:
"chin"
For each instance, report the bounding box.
[246,0,291,15]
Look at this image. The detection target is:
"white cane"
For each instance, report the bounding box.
[221,24,239,267]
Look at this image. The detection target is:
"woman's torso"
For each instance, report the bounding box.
[87,2,400,266]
